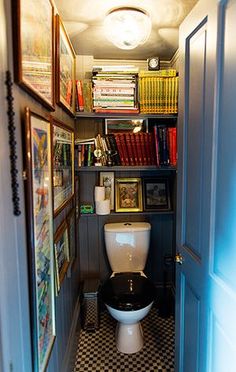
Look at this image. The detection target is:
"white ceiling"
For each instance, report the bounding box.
[54,0,198,60]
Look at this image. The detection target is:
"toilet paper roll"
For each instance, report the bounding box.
[96,199,110,215]
[94,186,105,201]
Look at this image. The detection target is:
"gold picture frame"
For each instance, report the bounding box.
[115,178,143,212]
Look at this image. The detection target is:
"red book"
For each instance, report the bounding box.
[130,133,138,165]
[153,125,160,167]
[66,79,72,105]
[148,132,156,165]
[124,133,135,165]
[118,133,129,165]
[168,128,174,165]
[114,134,125,165]
[172,127,177,166]
[139,132,147,165]
[76,80,84,111]
[144,132,151,165]
[134,133,143,165]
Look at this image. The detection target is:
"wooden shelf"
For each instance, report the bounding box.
[75,165,177,172]
[75,112,178,119]
[80,210,175,217]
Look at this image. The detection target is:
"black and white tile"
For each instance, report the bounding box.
[73,308,175,371]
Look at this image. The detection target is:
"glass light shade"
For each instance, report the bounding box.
[104,7,151,50]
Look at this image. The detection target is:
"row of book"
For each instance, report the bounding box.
[138,71,179,114]
[75,126,177,167]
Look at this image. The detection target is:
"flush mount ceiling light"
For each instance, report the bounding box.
[104,7,152,50]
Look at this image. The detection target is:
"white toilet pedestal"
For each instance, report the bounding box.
[115,321,144,354]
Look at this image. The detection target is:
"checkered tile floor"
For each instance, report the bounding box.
[73,308,175,371]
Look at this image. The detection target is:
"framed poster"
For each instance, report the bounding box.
[100,172,115,210]
[55,14,76,114]
[24,108,55,372]
[54,220,70,290]
[105,118,147,134]
[143,178,171,211]
[115,178,143,212]
[12,0,54,110]
[52,119,74,216]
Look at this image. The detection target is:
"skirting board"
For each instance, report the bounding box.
[61,296,81,372]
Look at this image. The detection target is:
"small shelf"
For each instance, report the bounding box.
[75,165,177,172]
[75,112,178,119]
[80,210,175,217]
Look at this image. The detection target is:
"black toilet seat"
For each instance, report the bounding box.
[100,273,156,311]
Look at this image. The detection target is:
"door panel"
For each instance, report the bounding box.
[185,20,207,257]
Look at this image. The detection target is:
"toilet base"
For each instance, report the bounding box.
[115,321,144,354]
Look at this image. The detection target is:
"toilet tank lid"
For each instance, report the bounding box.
[104,222,151,232]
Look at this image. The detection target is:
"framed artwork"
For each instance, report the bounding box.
[24,108,55,372]
[55,14,76,114]
[143,178,171,211]
[54,220,70,290]
[52,119,74,216]
[12,0,54,110]
[100,172,115,210]
[115,178,143,212]
[105,118,147,134]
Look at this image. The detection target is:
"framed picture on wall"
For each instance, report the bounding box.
[12,0,55,110]
[100,171,115,210]
[54,220,70,290]
[24,108,55,372]
[115,178,143,212]
[143,178,171,211]
[55,14,76,114]
[66,208,76,276]
[105,118,147,134]
[52,119,74,216]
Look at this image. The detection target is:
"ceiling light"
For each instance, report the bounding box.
[104,7,151,50]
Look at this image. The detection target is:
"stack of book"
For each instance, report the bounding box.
[75,137,95,167]
[92,66,139,114]
[138,69,179,114]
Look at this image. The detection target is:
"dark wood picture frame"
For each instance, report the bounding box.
[55,14,76,115]
[66,208,76,276]
[24,108,56,372]
[54,220,70,290]
[52,118,74,216]
[143,177,171,211]
[12,0,55,110]
[115,178,143,212]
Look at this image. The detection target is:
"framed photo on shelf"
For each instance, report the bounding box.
[66,208,76,276]
[100,172,115,210]
[24,108,55,372]
[55,14,76,114]
[143,178,171,211]
[12,0,54,110]
[115,178,143,212]
[54,220,70,291]
[105,118,147,134]
[52,119,74,216]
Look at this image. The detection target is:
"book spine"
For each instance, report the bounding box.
[139,132,147,165]
[153,125,160,167]
[119,133,129,165]
[76,80,84,111]
[66,79,72,105]
[114,134,125,165]
[130,133,138,165]
[134,133,143,165]
[144,132,151,165]
[107,134,121,165]
[172,127,177,166]
[124,133,135,166]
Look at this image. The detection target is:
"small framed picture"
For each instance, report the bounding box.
[143,178,171,211]
[105,118,147,134]
[115,178,143,212]
[100,172,115,210]
[54,220,70,291]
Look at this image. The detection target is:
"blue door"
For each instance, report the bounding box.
[176,0,236,371]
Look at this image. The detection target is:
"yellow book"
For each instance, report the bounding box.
[139,69,177,78]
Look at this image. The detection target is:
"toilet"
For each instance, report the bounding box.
[100,222,156,354]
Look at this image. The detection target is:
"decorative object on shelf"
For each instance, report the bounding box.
[94,186,105,202]
[147,57,160,71]
[100,172,115,210]
[5,70,21,216]
[52,119,74,216]
[115,178,143,212]
[143,178,171,211]
[104,7,151,50]
[12,0,54,110]
[66,208,76,276]
[80,204,94,214]
[55,14,76,114]
[95,199,110,215]
[105,118,147,134]
[54,220,70,291]
[24,108,55,372]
